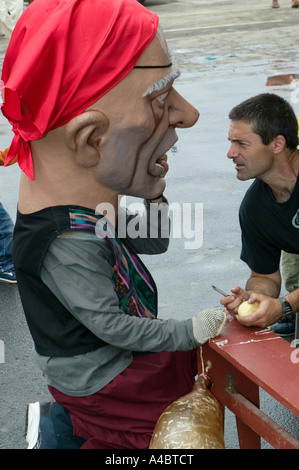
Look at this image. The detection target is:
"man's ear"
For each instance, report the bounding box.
[271,134,286,154]
[65,110,109,167]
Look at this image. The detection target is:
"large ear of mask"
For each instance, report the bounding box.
[0,0,159,180]
[149,375,225,449]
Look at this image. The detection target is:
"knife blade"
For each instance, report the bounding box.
[212,285,229,297]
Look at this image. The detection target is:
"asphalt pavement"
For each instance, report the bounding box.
[0,0,299,450]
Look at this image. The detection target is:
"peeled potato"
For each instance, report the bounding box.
[238,301,259,317]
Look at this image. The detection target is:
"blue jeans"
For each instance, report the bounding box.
[0,202,14,273]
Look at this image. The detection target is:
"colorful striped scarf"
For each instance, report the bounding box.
[69,207,157,320]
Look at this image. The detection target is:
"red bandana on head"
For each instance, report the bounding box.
[0,0,159,180]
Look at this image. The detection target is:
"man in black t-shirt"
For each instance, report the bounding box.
[221,93,299,336]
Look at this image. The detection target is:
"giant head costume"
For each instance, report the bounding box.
[1,0,198,202]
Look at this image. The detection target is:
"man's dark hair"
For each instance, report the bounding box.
[229,93,298,150]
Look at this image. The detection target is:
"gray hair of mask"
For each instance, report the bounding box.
[143,70,181,97]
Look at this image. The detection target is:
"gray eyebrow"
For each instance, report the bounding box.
[143,70,181,97]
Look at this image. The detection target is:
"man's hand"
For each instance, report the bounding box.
[220,270,284,328]
[234,293,283,328]
[220,285,249,315]
[221,286,283,328]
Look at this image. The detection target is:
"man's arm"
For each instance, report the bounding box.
[245,269,281,297]
[283,288,299,315]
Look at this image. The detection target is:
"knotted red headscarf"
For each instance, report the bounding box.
[0,0,159,180]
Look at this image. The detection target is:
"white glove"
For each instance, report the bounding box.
[192,308,227,345]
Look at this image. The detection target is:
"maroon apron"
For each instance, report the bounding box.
[49,349,197,449]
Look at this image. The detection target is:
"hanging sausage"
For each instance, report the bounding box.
[149,371,225,449]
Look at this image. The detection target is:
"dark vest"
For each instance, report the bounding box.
[13,205,157,357]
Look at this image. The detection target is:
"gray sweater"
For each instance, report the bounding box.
[36,201,197,396]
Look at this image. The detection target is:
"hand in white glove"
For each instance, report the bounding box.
[192,308,227,346]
